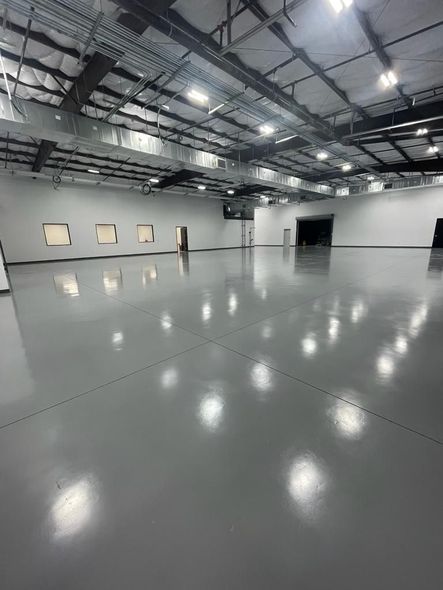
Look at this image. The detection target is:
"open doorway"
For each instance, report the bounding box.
[432,219,443,248]
[176,226,189,252]
[296,216,333,246]
[283,228,291,247]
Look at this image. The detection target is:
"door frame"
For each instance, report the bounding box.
[283,228,291,247]
[175,225,189,252]
[432,218,443,248]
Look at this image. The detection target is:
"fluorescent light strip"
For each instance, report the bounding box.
[88,168,100,174]
[208,102,226,115]
[275,134,298,144]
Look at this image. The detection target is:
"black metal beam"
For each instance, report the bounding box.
[243,0,367,118]
[352,6,413,108]
[240,0,408,171]
[342,99,443,140]
[311,158,443,182]
[351,132,443,145]
[157,169,205,189]
[111,0,336,139]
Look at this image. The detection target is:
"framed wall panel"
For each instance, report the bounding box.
[96,224,117,244]
[137,224,154,243]
[43,223,71,246]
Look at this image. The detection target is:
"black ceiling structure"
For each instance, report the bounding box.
[0,0,442,200]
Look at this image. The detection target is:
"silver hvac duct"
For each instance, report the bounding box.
[335,175,443,197]
[0,96,334,197]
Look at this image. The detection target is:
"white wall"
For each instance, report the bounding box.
[0,176,252,263]
[256,185,443,247]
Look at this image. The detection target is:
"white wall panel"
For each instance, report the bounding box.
[0,176,251,263]
[255,186,443,247]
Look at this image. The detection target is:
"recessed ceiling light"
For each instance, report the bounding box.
[328,0,353,13]
[197,184,206,190]
[260,124,275,135]
[428,145,439,153]
[227,189,235,195]
[416,128,428,136]
[88,169,100,174]
[187,89,208,103]
[380,70,398,88]
[342,163,352,172]
[149,178,160,183]
[316,151,328,160]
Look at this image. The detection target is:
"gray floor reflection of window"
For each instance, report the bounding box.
[142,265,158,285]
[102,269,122,293]
[53,273,79,297]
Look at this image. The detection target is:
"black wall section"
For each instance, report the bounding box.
[297,218,333,246]
[432,219,443,248]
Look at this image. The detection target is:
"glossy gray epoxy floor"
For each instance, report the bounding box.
[0,247,442,589]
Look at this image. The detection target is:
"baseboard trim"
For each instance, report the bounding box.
[6,246,251,265]
[331,245,431,249]
[255,244,431,249]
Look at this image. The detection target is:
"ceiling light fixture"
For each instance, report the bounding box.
[328,0,353,14]
[227,189,235,195]
[316,151,328,160]
[187,89,208,103]
[260,124,275,135]
[367,175,375,181]
[342,163,352,172]
[197,184,206,190]
[428,145,439,154]
[380,70,398,88]
[88,168,100,174]
[416,128,428,136]
[275,133,298,144]
[208,102,226,115]
[149,178,160,183]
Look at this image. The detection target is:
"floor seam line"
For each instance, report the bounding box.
[0,341,210,431]
[215,258,415,339]
[63,254,416,344]
[211,340,443,446]
[60,275,214,342]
